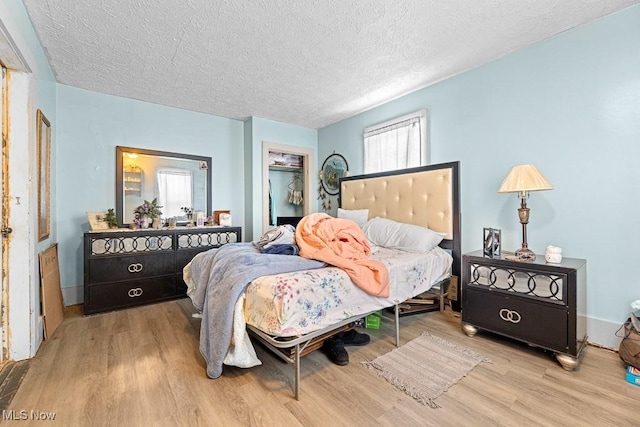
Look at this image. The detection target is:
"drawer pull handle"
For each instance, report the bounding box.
[127,263,143,273]
[499,308,521,324]
[128,288,143,298]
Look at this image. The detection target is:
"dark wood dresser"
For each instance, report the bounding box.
[461,250,587,370]
[84,226,241,314]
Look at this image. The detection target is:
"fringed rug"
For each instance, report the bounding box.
[361,332,490,408]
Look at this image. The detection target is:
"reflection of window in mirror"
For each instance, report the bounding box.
[157,168,193,218]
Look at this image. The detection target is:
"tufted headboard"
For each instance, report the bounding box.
[339,162,461,304]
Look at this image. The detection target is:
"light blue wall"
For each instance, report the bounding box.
[56,85,245,292]
[244,117,317,241]
[319,5,640,328]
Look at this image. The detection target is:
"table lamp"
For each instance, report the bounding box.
[498,164,553,261]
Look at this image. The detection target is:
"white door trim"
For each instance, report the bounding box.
[261,141,313,234]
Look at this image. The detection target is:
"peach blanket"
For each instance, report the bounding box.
[295,213,390,297]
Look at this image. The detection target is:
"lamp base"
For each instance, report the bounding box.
[514,247,536,262]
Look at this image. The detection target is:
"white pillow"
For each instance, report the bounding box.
[337,208,369,228]
[362,217,446,253]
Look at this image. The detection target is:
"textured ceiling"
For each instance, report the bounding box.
[22,0,640,129]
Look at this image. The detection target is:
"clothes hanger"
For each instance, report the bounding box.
[288,176,304,205]
[288,176,303,191]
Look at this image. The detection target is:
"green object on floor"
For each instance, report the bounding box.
[365,310,382,329]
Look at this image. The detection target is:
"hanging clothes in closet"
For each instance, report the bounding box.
[288,175,304,206]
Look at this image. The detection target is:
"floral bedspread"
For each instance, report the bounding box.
[244,246,452,337]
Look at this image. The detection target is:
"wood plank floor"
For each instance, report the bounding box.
[7,299,640,426]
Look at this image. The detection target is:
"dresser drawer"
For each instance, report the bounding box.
[88,252,175,284]
[85,276,176,314]
[463,288,568,352]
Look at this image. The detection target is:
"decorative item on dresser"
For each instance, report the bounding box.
[498,164,553,262]
[86,212,109,231]
[461,250,587,370]
[482,227,501,258]
[83,226,241,314]
[133,198,163,229]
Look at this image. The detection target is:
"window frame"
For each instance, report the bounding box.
[363,109,429,173]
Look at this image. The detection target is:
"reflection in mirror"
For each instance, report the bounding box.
[116,146,212,226]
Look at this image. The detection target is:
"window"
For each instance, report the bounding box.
[363,110,428,174]
[157,168,193,218]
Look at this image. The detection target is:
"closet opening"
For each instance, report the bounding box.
[262,142,313,234]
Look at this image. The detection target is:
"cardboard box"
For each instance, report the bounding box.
[626,366,640,386]
[365,311,382,329]
[448,275,459,302]
[39,244,64,339]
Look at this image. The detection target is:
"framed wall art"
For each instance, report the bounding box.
[320,153,349,196]
[37,109,51,242]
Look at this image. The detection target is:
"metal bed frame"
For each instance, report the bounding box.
[246,276,453,399]
[246,306,401,400]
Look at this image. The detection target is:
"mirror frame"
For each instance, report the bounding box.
[36,109,51,241]
[115,146,212,227]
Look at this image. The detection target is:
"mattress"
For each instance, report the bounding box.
[243,246,452,337]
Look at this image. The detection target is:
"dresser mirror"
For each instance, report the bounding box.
[115,146,212,226]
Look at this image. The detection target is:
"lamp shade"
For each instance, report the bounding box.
[498,164,553,193]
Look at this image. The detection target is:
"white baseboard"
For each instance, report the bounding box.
[585,314,623,350]
[61,285,83,307]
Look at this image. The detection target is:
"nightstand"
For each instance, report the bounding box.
[461,250,587,370]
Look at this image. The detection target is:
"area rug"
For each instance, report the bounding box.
[361,332,490,408]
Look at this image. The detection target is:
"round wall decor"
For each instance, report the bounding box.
[320,153,349,196]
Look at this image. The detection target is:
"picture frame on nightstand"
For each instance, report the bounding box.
[483,227,501,258]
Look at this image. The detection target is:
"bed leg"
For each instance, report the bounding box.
[394,304,400,346]
[294,343,301,400]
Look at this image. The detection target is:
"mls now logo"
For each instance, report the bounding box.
[2,410,56,421]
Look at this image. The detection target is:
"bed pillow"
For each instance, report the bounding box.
[362,217,446,253]
[337,208,369,228]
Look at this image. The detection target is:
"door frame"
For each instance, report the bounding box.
[0,65,5,364]
[261,141,313,234]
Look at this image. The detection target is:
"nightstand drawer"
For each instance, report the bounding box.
[463,288,568,352]
[85,276,176,314]
[468,262,566,303]
[88,252,175,284]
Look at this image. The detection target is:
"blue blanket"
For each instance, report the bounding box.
[188,243,326,378]
[262,243,299,255]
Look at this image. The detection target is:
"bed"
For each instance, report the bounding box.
[185,161,461,399]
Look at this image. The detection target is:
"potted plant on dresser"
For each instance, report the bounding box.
[133,198,163,229]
